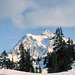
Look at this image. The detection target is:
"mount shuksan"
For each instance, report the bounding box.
[8,30,55,62]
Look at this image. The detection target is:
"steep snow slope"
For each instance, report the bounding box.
[0,69,75,75]
[8,30,54,62]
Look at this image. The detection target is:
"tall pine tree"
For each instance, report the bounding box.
[53,27,72,72]
[19,43,26,71]
[43,52,53,73]
[19,43,34,72]
[51,51,58,73]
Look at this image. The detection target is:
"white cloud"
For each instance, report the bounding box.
[0,0,75,28]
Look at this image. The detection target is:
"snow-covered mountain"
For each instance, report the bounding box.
[8,30,55,62]
[8,30,69,63]
[7,30,75,71]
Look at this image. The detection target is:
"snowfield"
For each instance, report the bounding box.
[0,69,75,75]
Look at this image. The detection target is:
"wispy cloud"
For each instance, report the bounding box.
[0,0,75,29]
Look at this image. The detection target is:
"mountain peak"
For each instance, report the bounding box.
[41,30,54,37]
[43,30,51,33]
[26,33,33,36]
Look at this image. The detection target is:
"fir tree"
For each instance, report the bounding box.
[19,43,34,72]
[43,52,58,73]
[1,50,8,68]
[24,48,30,72]
[53,27,72,72]
[19,43,26,71]
[53,27,64,51]
[51,51,58,73]
[43,52,53,73]
[67,38,74,60]
[1,50,8,57]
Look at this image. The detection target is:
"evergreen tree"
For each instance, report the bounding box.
[1,50,8,57]
[24,48,35,72]
[53,27,64,51]
[1,50,8,68]
[19,43,26,71]
[43,52,53,73]
[19,43,34,72]
[53,27,72,72]
[51,51,58,73]
[43,52,58,73]
[44,27,73,72]
[6,59,14,69]
[67,38,74,60]
[24,48,30,72]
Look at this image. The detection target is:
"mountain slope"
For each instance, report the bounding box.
[8,30,54,62]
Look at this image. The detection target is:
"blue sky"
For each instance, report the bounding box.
[0,0,75,53]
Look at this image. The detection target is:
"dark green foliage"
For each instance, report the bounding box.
[53,27,64,51]
[1,50,8,57]
[24,48,35,72]
[43,52,53,73]
[1,50,13,69]
[51,51,58,73]
[19,43,35,72]
[44,52,58,73]
[30,64,35,73]
[53,27,72,72]
[7,59,15,69]
[67,38,74,60]
[24,49,30,72]
[56,47,72,71]
[19,43,27,71]
[44,27,74,73]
